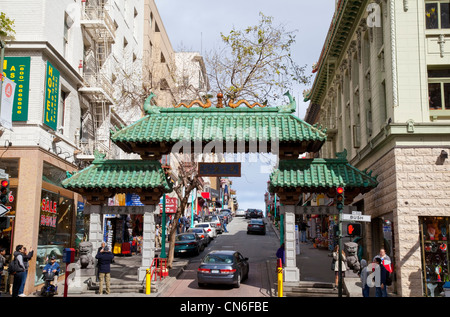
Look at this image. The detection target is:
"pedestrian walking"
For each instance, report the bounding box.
[0,247,6,296]
[359,259,370,297]
[375,257,388,297]
[223,217,228,233]
[10,245,26,297]
[95,246,114,295]
[333,245,347,289]
[276,243,285,266]
[299,220,309,243]
[155,225,162,248]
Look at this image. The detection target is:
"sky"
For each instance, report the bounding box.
[154,0,336,210]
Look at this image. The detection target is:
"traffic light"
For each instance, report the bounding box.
[336,186,344,210]
[0,179,9,204]
[347,223,361,237]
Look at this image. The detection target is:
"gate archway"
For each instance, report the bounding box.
[62,92,377,284]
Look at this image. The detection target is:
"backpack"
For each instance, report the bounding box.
[8,257,21,275]
[386,271,392,286]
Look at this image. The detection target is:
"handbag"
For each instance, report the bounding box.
[331,259,336,271]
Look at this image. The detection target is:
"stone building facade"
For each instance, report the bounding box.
[306,0,450,297]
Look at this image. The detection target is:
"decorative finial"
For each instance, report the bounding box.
[216,93,224,108]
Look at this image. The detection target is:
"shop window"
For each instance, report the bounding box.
[419,216,449,297]
[42,161,68,187]
[36,189,74,285]
[426,1,450,29]
[428,69,450,110]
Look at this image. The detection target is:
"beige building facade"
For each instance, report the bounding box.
[306,0,450,297]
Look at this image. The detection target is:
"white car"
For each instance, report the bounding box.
[194,222,217,239]
[235,209,246,217]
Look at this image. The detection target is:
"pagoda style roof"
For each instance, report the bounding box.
[110,106,327,160]
[269,154,378,204]
[62,156,172,205]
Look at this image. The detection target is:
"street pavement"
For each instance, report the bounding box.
[8,216,364,297]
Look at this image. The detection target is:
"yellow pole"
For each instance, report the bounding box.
[146,269,151,295]
[277,259,283,297]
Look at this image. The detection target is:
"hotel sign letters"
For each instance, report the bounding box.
[44,61,60,130]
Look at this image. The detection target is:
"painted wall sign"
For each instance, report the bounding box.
[43,61,60,130]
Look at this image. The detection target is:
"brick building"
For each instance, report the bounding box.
[305,0,450,297]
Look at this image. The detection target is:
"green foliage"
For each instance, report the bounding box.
[207,12,310,104]
[0,12,16,39]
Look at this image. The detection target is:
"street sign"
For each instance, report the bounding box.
[342,213,371,222]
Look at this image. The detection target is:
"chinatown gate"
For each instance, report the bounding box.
[62,92,378,283]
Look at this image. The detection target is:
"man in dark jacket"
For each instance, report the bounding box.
[11,245,26,297]
[375,257,388,297]
[95,246,114,295]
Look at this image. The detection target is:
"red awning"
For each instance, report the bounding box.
[201,192,210,199]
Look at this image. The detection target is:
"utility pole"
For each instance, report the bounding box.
[336,186,345,297]
[0,40,5,109]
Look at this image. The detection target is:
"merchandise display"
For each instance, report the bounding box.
[420,217,450,297]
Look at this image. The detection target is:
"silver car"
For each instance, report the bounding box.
[194,222,217,239]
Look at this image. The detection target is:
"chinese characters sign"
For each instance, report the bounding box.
[40,197,58,228]
[198,163,241,177]
[2,57,31,121]
[44,61,60,130]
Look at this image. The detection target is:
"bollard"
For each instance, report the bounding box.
[277,258,283,297]
[146,268,151,295]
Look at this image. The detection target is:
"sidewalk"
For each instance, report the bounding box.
[270,221,363,297]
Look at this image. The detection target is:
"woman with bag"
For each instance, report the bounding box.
[332,245,347,289]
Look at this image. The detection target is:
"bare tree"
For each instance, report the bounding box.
[206,12,311,104]
[166,154,203,268]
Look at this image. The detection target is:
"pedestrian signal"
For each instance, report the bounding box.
[0,179,9,204]
[347,223,361,237]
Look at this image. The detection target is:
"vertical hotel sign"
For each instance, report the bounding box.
[2,57,31,121]
[44,61,60,130]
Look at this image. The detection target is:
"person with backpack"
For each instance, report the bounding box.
[9,245,26,297]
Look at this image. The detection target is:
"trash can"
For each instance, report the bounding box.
[444,282,450,297]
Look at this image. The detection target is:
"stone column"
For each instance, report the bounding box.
[138,205,156,281]
[281,205,300,282]
[88,208,103,254]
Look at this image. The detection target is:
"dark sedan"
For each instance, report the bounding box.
[197,250,249,288]
[174,233,203,256]
[247,219,266,235]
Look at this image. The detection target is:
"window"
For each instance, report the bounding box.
[426,1,450,29]
[428,69,450,110]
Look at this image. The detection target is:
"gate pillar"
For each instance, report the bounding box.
[138,205,156,281]
[281,205,300,282]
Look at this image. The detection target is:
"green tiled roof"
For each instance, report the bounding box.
[269,158,378,192]
[61,159,172,192]
[111,107,327,147]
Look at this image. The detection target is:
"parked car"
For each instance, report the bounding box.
[209,215,224,233]
[187,227,211,246]
[194,222,217,239]
[174,233,203,257]
[235,209,246,217]
[197,250,249,288]
[247,218,266,235]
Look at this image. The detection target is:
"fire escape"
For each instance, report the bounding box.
[77,0,117,161]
